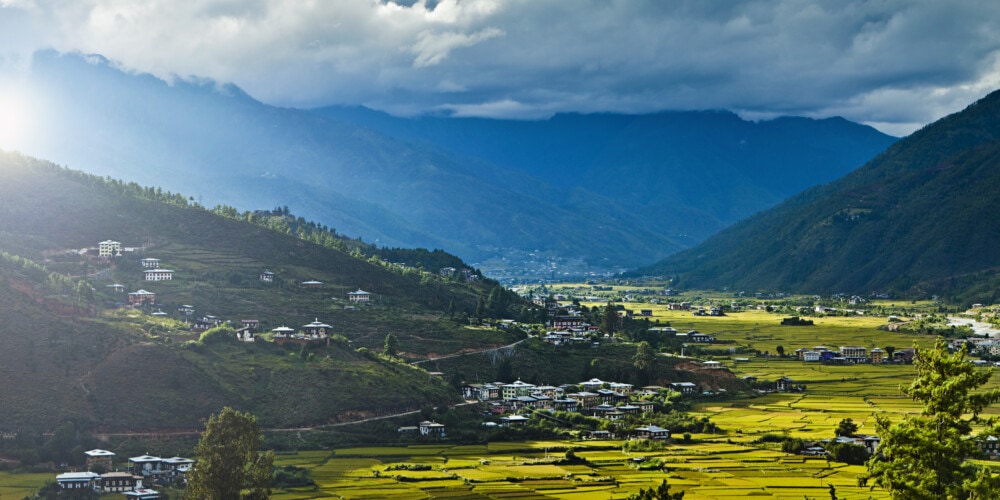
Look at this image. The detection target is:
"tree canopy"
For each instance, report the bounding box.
[186,407,275,500]
[866,338,1000,499]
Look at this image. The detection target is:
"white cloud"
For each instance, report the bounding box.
[2,0,1000,134]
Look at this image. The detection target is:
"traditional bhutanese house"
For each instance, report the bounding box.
[589,430,612,439]
[579,378,607,391]
[271,326,295,342]
[191,316,221,333]
[129,455,166,476]
[500,415,530,427]
[128,290,156,306]
[568,391,601,407]
[177,305,195,315]
[702,360,723,369]
[669,382,697,394]
[302,319,331,338]
[300,280,324,288]
[870,348,885,363]
[418,421,446,437]
[636,401,655,413]
[609,382,633,394]
[124,488,162,499]
[501,380,537,400]
[240,319,260,332]
[634,424,670,440]
[99,472,142,493]
[552,398,579,412]
[107,284,125,293]
[803,351,821,362]
[618,404,642,415]
[57,471,100,490]
[143,269,174,281]
[140,258,160,268]
[551,315,584,330]
[85,449,115,471]
[161,457,196,474]
[235,327,255,343]
[776,376,795,392]
[259,271,274,282]
[347,289,372,303]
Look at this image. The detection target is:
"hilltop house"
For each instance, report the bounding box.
[128,290,156,306]
[348,289,372,303]
[259,271,274,282]
[140,258,160,268]
[99,240,121,257]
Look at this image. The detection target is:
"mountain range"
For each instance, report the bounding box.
[637,88,1000,304]
[12,50,896,279]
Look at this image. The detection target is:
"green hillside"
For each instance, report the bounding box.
[636,89,1000,304]
[0,151,521,432]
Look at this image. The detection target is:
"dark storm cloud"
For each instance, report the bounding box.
[2,0,1000,134]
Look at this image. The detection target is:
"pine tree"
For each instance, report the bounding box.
[186,407,274,500]
[866,338,1000,498]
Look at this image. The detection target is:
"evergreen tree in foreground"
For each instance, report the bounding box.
[866,338,1000,499]
[186,407,275,500]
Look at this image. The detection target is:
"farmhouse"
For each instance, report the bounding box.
[302,319,331,337]
[56,471,100,490]
[348,289,372,302]
[140,258,160,268]
[99,471,143,493]
[634,424,670,440]
[259,271,274,282]
[300,280,324,288]
[107,283,125,293]
[840,346,868,363]
[669,382,697,394]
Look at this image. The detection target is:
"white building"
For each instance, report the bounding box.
[348,289,372,303]
[144,269,174,281]
[99,240,121,257]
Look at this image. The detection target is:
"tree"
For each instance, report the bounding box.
[383,332,399,358]
[884,345,896,359]
[601,303,618,335]
[186,407,275,500]
[775,345,785,357]
[835,418,858,437]
[866,338,1000,499]
[628,479,684,499]
[633,341,655,383]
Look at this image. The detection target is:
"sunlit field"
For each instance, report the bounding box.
[267,291,989,498]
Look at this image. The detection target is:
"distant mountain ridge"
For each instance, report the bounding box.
[636,89,1000,304]
[15,51,897,277]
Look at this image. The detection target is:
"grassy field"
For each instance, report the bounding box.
[263,290,996,499]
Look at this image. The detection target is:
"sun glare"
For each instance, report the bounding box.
[0,84,36,151]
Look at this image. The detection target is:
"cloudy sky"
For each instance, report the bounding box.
[2,0,1000,136]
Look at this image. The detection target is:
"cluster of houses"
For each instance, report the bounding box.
[789,345,914,364]
[398,378,684,439]
[97,239,381,345]
[54,450,195,499]
[460,378,698,424]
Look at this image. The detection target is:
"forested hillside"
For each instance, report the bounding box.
[0,151,524,432]
[637,89,1000,304]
